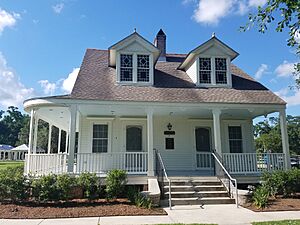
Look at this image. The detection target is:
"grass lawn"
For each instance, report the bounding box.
[155,224,217,225]
[252,220,300,225]
[0,161,24,170]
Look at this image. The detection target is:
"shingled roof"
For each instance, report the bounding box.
[70,49,285,105]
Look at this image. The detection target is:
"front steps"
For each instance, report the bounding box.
[161,177,235,206]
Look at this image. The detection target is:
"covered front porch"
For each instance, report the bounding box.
[23,98,291,178]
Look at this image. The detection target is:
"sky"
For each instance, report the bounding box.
[0,0,299,117]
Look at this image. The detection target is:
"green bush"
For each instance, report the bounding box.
[252,185,269,209]
[56,174,77,200]
[0,166,29,201]
[77,172,100,199]
[31,174,59,202]
[105,169,127,199]
[127,187,152,209]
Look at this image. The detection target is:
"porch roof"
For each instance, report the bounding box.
[67,49,285,105]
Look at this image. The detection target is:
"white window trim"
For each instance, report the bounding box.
[197,55,232,88]
[225,122,246,153]
[116,51,153,85]
[90,121,112,153]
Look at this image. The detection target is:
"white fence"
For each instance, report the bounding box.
[222,153,285,174]
[196,152,213,170]
[25,153,67,175]
[75,152,148,174]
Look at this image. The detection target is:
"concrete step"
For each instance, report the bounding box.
[198,197,235,205]
[194,185,226,191]
[163,185,194,192]
[161,197,235,206]
[165,191,196,198]
[197,191,229,198]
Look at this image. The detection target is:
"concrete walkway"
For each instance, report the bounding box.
[0,205,300,225]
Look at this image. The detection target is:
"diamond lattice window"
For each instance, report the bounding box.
[120,54,133,81]
[215,58,227,84]
[199,58,211,84]
[137,55,150,82]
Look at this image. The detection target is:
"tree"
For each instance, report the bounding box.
[241,0,300,87]
[254,115,300,155]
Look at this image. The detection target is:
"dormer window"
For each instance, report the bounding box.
[118,53,153,84]
[215,58,227,84]
[198,57,230,86]
[137,55,150,82]
[120,54,133,82]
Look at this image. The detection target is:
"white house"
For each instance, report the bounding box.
[23,30,290,201]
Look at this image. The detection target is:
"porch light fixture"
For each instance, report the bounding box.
[167,123,172,131]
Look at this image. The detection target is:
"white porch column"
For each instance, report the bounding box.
[212,109,222,155]
[67,105,77,173]
[47,123,52,154]
[147,110,154,176]
[279,109,291,170]
[58,128,61,153]
[33,115,38,154]
[27,109,35,173]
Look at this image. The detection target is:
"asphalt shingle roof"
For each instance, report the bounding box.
[70,49,285,105]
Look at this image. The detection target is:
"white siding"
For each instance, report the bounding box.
[186,60,197,83]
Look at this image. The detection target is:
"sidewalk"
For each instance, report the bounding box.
[1,205,300,225]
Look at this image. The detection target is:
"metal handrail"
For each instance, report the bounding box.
[212,151,238,207]
[155,149,172,209]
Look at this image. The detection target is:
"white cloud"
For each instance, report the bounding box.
[191,0,267,25]
[0,8,20,34]
[193,0,235,25]
[0,52,34,108]
[52,3,64,14]
[38,80,57,95]
[61,68,79,93]
[275,88,300,106]
[275,60,297,78]
[254,63,268,79]
[248,0,267,7]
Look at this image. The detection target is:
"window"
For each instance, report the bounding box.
[137,55,150,82]
[215,58,227,84]
[199,58,211,84]
[92,124,108,153]
[120,54,133,82]
[228,126,243,153]
[165,138,174,150]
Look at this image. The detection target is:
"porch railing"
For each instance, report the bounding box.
[75,152,148,174]
[196,152,214,170]
[222,153,285,174]
[25,153,67,175]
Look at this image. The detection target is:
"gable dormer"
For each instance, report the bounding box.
[178,35,239,88]
[109,31,160,85]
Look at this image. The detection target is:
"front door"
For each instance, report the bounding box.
[125,125,143,170]
[195,127,213,170]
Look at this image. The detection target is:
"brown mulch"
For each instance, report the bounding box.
[244,195,300,212]
[0,199,167,219]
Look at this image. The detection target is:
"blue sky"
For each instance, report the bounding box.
[0,0,299,116]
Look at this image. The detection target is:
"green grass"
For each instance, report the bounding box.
[154,224,217,225]
[0,161,24,170]
[252,220,300,225]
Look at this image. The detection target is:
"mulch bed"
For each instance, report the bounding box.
[0,199,167,219]
[243,195,300,212]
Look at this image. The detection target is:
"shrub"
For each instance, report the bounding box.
[0,166,29,201]
[31,174,59,202]
[252,185,269,209]
[56,174,77,200]
[105,169,127,200]
[127,187,153,209]
[77,172,100,199]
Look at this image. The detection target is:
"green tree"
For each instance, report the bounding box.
[241,0,300,87]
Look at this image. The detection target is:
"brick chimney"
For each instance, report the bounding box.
[154,29,166,61]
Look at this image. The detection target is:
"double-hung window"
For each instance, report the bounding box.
[137,55,150,82]
[120,54,133,82]
[199,58,211,84]
[92,124,108,153]
[215,58,227,84]
[228,126,243,153]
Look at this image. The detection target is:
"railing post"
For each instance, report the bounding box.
[67,104,77,173]
[147,110,154,176]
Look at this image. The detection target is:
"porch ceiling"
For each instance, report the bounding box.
[36,107,70,130]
